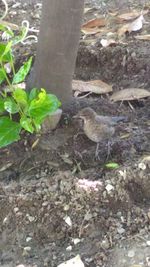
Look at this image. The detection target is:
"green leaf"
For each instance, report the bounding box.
[28,88,39,102]
[4,97,19,114]
[28,88,61,122]
[20,116,34,133]
[0,116,21,148]
[0,68,6,84]
[12,88,28,107]
[12,57,32,84]
[0,24,8,32]
[105,162,119,169]
[32,118,41,132]
[0,41,12,60]
[0,97,5,113]
[0,43,13,62]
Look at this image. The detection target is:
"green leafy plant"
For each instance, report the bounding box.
[0,28,61,148]
[105,162,119,169]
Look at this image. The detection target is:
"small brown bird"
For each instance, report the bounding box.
[74,107,127,159]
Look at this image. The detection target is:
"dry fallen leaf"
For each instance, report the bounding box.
[110,88,150,101]
[135,34,150,40]
[81,27,102,35]
[72,80,112,97]
[80,39,96,45]
[84,7,94,14]
[82,17,106,28]
[0,162,13,172]
[108,10,118,17]
[31,138,39,149]
[118,15,145,36]
[117,11,140,21]
[117,10,148,22]
[128,14,145,31]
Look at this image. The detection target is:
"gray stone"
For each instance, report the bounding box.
[41,109,62,133]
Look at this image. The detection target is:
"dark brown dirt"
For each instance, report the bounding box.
[0,1,150,267]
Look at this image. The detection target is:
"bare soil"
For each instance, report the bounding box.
[0,1,150,267]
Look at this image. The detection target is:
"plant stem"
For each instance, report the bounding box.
[10,53,16,76]
[0,61,12,88]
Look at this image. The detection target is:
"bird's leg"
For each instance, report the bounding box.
[106,139,116,160]
[106,140,112,160]
[95,142,100,160]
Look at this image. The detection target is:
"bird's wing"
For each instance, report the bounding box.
[95,115,127,126]
[95,115,115,126]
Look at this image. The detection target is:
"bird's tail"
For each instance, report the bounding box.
[111,116,128,124]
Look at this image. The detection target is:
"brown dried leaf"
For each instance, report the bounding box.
[84,7,94,14]
[31,138,39,149]
[108,11,118,17]
[110,88,150,102]
[82,18,106,28]
[117,11,143,21]
[81,27,102,35]
[135,34,150,40]
[0,162,13,172]
[118,15,145,36]
[116,10,149,23]
[72,80,112,96]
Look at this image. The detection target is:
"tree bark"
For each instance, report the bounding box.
[27,0,84,104]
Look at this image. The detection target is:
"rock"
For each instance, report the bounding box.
[66,245,72,251]
[146,240,150,246]
[41,109,62,133]
[101,239,110,249]
[26,237,32,242]
[128,250,135,258]
[72,238,81,245]
[105,184,114,193]
[117,227,125,234]
[24,246,31,252]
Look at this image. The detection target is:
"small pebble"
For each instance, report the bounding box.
[24,246,31,252]
[105,184,114,193]
[117,227,125,234]
[64,216,72,227]
[101,239,110,249]
[26,237,32,242]
[14,207,19,213]
[73,238,81,245]
[64,204,70,211]
[42,201,49,207]
[138,162,146,170]
[33,13,40,19]
[128,250,135,258]
[66,245,72,251]
[3,216,9,224]
[26,214,35,222]
[146,240,150,246]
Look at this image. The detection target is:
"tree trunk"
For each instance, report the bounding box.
[27,0,84,104]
